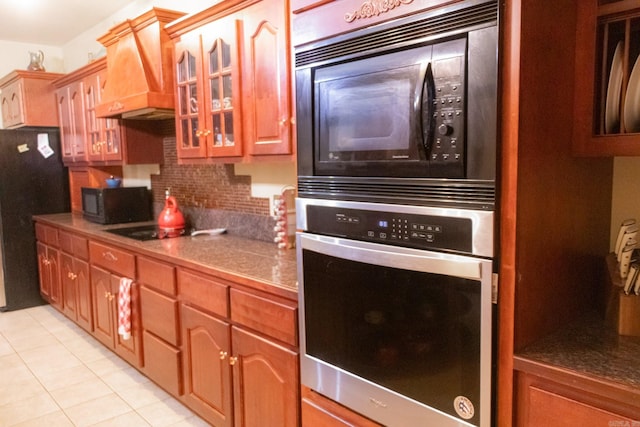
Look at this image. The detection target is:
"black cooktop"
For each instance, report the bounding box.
[105,224,189,241]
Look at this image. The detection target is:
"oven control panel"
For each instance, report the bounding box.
[306,205,472,253]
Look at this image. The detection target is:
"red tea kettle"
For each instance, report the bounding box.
[157,196,185,238]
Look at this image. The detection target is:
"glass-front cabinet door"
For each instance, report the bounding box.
[86,70,122,162]
[175,18,242,159]
[175,31,205,159]
[202,18,242,158]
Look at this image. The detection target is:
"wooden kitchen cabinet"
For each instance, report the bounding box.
[301,387,383,427]
[36,242,62,310]
[54,58,165,166]
[138,256,182,397]
[231,326,298,427]
[85,65,122,163]
[178,268,299,427]
[172,15,243,159]
[59,231,92,332]
[35,223,62,310]
[89,241,141,368]
[0,70,62,129]
[514,369,640,426]
[290,0,461,47]
[167,0,294,162]
[55,79,87,163]
[573,0,640,155]
[241,0,293,156]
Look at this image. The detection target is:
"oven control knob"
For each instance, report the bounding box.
[438,123,453,136]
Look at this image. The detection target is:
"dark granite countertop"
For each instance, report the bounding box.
[515,311,640,393]
[34,213,298,300]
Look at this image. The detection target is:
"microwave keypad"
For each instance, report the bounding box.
[432,80,464,165]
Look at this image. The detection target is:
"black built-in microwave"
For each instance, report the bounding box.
[81,187,152,224]
[295,0,498,210]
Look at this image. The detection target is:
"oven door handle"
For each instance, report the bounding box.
[298,233,484,281]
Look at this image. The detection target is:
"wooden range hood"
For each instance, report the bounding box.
[96,8,186,120]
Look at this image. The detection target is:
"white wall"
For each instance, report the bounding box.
[0,41,64,76]
[610,157,640,251]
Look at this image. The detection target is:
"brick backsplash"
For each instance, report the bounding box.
[150,136,276,242]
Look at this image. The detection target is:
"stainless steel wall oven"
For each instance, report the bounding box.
[296,198,494,426]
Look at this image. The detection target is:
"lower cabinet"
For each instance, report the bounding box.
[515,370,640,426]
[181,303,233,427]
[59,231,92,332]
[36,242,62,310]
[178,269,300,427]
[231,326,298,427]
[138,256,182,397]
[301,387,383,427]
[35,221,300,427]
[90,265,142,368]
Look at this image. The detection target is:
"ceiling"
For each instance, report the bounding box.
[0,0,132,45]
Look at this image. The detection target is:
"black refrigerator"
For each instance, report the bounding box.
[0,128,69,311]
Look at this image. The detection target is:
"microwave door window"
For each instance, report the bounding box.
[317,64,422,163]
[326,80,411,158]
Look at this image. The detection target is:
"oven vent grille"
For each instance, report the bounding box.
[295,0,498,67]
[297,177,495,210]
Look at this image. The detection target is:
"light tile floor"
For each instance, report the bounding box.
[0,304,211,427]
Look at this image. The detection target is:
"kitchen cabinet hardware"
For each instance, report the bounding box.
[102,251,118,262]
[220,350,228,360]
[68,272,77,280]
[229,356,238,365]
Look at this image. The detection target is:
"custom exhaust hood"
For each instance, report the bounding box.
[96,8,186,120]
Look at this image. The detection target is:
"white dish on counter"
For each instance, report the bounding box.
[605,41,624,134]
[624,53,640,133]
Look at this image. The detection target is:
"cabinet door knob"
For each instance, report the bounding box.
[68,272,77,280]
[219,351,228,360]
[229,356,238,366]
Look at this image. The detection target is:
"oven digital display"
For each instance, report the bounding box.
[310,205,471,253]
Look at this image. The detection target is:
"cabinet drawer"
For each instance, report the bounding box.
[59,231,73,253]
[89,241,135,277]
[35,223,59,246]
[178,269,229,318]
[138,257,176,295]
[230,288,297,346]
[59,231,89,259]
[143,331,182,397]
[140,286,180,346]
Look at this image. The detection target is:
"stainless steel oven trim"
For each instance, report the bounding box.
[296,197,494,257]
[296,232,493,427]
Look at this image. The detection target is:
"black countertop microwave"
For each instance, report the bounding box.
[81,187,152,224]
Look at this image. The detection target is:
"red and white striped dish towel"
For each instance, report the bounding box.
[118,277,133,340]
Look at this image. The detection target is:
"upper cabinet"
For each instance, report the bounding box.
[166,0,294,162]
[173,16,243,158]
[574,0,640,155]
[0,70,62,129]
[53,58,165,166]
